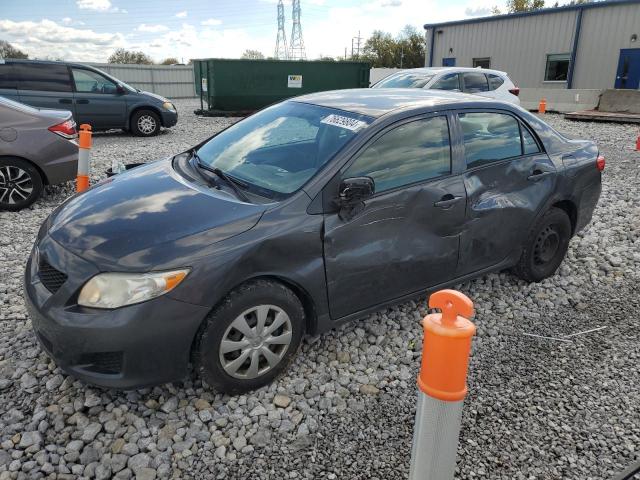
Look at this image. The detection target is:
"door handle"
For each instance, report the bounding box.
[76,99,90,104]
[58,99,72,104]
[434,194,463,209]
[527,170,553,181]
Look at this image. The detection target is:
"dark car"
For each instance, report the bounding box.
[0,59,177,136]
[0,95,78,210]
[24,89,603,393]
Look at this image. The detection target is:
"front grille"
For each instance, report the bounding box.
[77,352,123,375]
[39,260,67,294]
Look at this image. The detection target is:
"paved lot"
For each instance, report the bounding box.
[0,99,639,479]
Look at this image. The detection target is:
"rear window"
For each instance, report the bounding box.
[463,72,489,93]
[374,72,434,88]
[487,74,504,91]
[13,63,72,92]
[0,63,16,89]
[0,95,40,114]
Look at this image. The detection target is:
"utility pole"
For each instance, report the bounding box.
[400,44,404,68]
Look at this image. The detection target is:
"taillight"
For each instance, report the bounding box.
[509,87,520,96]
[48,119,77,140]
[596,155,605,171]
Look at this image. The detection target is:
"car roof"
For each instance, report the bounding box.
[3,58,98,70]
[389,67,508,76]
[291,88,498,118]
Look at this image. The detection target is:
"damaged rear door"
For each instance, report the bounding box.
[322,114,466,320]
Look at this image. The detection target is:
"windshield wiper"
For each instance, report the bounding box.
[190,149,251,203]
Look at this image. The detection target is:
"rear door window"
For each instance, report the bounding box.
[459,112,522,169]
[431,73,460,91]
[487,74,504,91]
[0,63,16,89]
[463,72,489,93]
[344,116,451,193]
[13,63,72,92]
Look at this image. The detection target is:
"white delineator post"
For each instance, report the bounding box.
[409,289,476,480]
[77,124,92,192]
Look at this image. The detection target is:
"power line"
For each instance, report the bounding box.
[289,0,306,60]
[274,0,288,59]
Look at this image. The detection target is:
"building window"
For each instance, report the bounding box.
[473,57,491,69]
[545,54,570,81]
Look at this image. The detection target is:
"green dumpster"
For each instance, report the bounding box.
[193,58,370,112]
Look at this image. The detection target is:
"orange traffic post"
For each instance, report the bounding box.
[538,98,547,114]
[77,124,92,192]
[409,290,476,480]
[635,132,640,151]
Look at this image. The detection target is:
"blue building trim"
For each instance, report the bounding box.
[428,27,436,67]
[566,8,583,89]
[423,0,640,30]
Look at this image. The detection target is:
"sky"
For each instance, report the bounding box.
[0,0,508,62]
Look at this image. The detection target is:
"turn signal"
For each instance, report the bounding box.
[596,155,605,171]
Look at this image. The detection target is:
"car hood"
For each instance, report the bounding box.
[141,91,169,103]
[47,159,265,269]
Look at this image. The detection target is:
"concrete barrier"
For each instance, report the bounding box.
[598,89,640,114]
[519,88,602,113]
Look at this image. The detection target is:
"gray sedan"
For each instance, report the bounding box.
[0,96,78,210]
[25,89,602,393]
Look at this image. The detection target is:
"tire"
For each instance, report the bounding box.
[194,280,305,394]
[131,109,160,136]
[513,207,572,283]
[0,157,44,211]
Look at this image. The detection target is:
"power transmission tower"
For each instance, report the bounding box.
[274,0,288,60]
[351,31,362,58]
[289,0,307,60]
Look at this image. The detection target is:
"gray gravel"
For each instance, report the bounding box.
[1,99,639,479]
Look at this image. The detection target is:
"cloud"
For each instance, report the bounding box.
[77,0,112,10]
[136,24,169,33]
[0,19,125,61]
[201,18,222,26]
[465,6,492,17]
[175,11,187,18]
[62,17,72,24]
[381,0,402,6]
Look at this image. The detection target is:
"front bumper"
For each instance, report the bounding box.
[160,109,178,128]
[24,234,209,389]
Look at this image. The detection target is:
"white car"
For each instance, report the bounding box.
[372,67,520,105]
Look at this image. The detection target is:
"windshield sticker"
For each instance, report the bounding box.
[321,114,368,132]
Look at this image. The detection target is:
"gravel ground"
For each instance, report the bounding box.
[1,98,639,480]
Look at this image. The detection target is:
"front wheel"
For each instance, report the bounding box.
[194,280,305,394]
[0,157,44,211]
[513,207,572,282]
[131,110,160,136]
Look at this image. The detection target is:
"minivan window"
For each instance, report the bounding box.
[431,73,460,91]
[344,116,451,193]
[195,102,372,196]
[463,72,489,93]
[72,68,118,94]
[13,63,72,92]
[374,72,434,88]
[0,64,16,89]
[460,112,521,168]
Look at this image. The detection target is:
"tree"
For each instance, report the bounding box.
[0,40,28,59]
[506,0,545,12]
[360,26,425,68]
[361,30,397,67]
[396,25,426,68]
[241,49,265,60]
[160,57,179,65]
[108,48,153,65]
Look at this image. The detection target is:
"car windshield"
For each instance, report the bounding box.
[195,101,373,197]
[374,72,435,88]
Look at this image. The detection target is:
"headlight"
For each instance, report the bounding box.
[162,101,176,112]
[78,269,189,309]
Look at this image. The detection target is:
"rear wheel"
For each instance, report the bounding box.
[0,157,43,211]
[194,280,305,394]
[513,207,572,282]
[131,109,160,136]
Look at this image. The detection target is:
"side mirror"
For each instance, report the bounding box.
[338,176,375,205]
[116,84,126,94]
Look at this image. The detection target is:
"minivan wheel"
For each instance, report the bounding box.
[131,110,160,136]
[513,207,572,283]
[195,280,305,394]
[0,157,43,211]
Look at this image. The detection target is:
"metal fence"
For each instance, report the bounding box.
[88,63,196,99]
